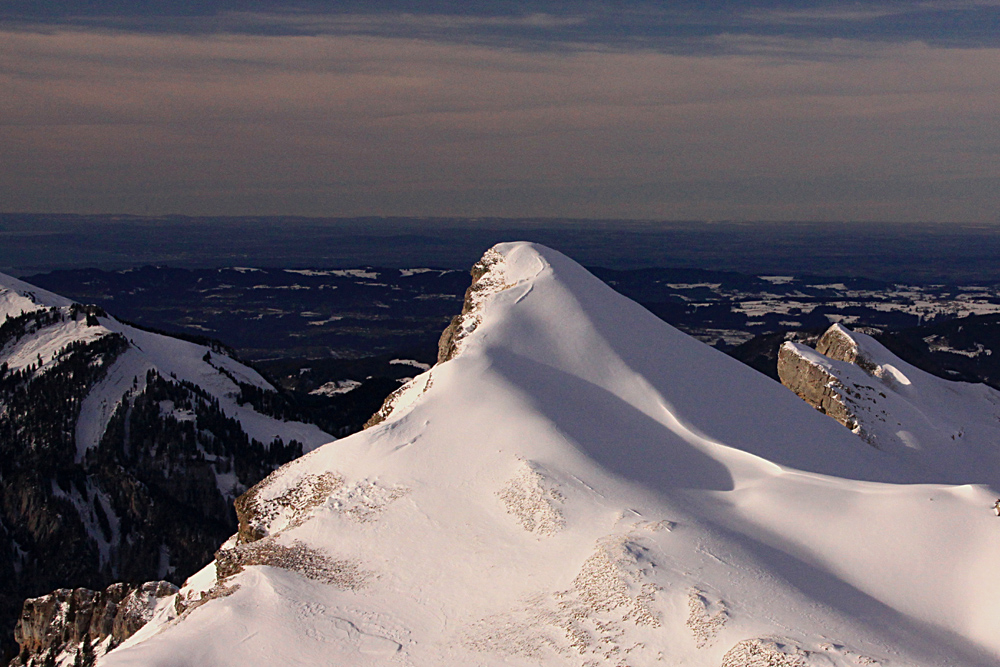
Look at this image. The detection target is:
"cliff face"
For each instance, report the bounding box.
[10,581,177,667]
[777,325,896,444]
[778,324,891,438]
[777,343,859,432]
[365,248,509,432]
[436,248,509,366]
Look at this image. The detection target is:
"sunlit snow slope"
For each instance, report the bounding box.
[103,243,1000,667]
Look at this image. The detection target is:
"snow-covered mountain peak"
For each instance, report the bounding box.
[100,243,1000,667]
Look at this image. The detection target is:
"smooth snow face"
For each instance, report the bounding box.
[0,287,44,319]
[102,243,1000,667]
[74,317,334,457]
[1,272,86,372]
[2,316,111,373]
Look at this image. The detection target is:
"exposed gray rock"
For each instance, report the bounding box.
[777,324,891,447]
[777,342,859,432]
[233,469,342,546]
[437,248,507,365]
[10,580,177,667]
[234,486,269,546]
[215,539,369,588]
[720,636,879,667]
[721,637,807,667]
[365,250,505,433]
[362,382,410,431]
[109,581,178,647]
[816,324,879,375]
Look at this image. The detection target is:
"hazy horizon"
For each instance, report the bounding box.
[3,1,1000,223]
[4,213,1000,283]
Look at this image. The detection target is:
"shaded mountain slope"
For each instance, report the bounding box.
[0,273,333,664]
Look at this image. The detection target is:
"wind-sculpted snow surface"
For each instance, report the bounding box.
[100,243,1000,667]
[498,459,565,536]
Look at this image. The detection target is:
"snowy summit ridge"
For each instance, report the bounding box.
[99,243,1000,667]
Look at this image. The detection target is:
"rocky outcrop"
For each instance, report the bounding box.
[361,382,410,431]
[777,342,860,432]
[437,248,509,365]
[778,324,893,446]
[365,248,508,432]
[215,540,369,588]
[815,323,879,375]
[232,469,342,546]
[110,582,178,646]
[10,580,177,666]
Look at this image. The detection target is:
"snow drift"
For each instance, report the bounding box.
[98,243,1000,667]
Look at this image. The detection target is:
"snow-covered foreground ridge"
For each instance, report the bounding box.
[104,243,1000,667]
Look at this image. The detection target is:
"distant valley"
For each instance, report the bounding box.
[26,264,1000,392]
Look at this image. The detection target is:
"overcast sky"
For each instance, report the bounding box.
[3,1,999,222]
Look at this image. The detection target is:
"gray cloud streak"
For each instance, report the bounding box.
[1,28,999,221]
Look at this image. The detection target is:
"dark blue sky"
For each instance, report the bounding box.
[2,1,999,221]
[6,1,1000,45]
